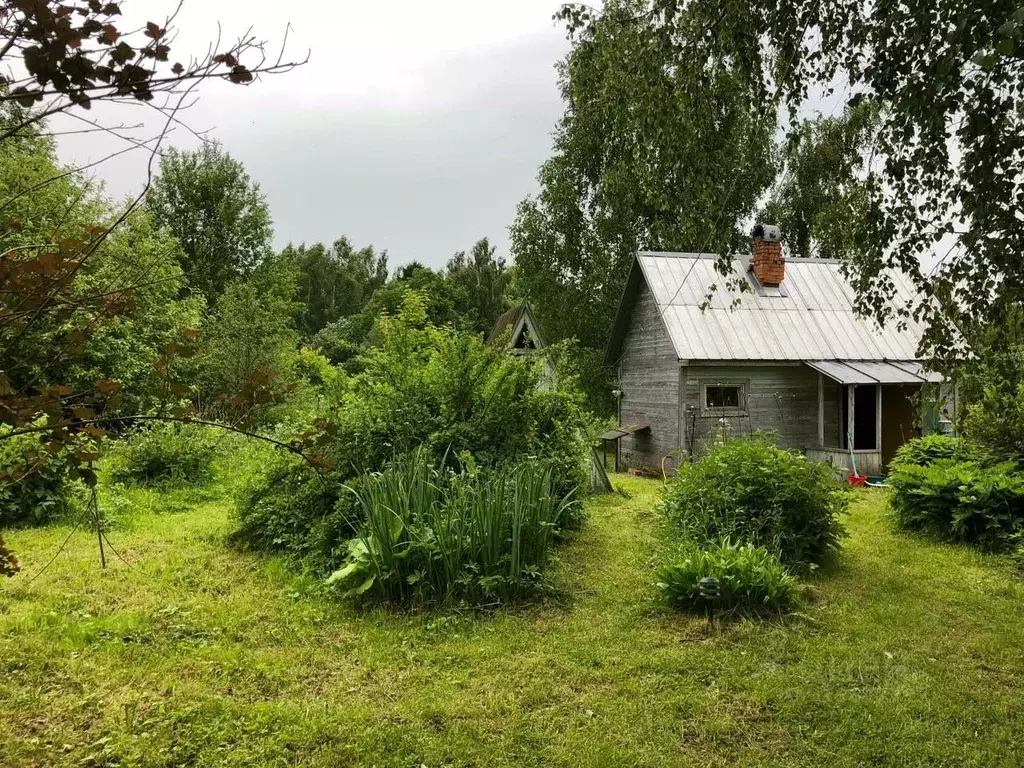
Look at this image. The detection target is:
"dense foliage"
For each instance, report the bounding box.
[0,116,202,423]
[327,451,575,606]
[891,435,990,469]
[310,239,513,369]
[193,257,300,426]
[107,423,218,487]
[889,460,1024,550]
[233,295,593,571]
[231,454,356,568]
[960,383,1024,462]
[661,436,848,568]
[282,237,388,338]
[760,103,880,260]
[0,425,78,527]
[657,541,797,613]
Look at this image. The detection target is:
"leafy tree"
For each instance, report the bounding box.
[445,238,509,334]
[512,0,775,411]
[0,2,302,132]
[283,237,388,338]
[760,103,880,260]
[194,257,300,427]
[148,142,273,299]
[560,1,1024,363]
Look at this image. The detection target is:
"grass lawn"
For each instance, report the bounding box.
[3,475,1024,767]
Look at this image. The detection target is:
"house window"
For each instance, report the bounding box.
[701,382,747,414]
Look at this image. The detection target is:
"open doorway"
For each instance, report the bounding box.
[841,385,878,450]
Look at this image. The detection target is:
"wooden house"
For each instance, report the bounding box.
[605,227,954,476]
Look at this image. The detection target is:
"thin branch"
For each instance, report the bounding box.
[1,415,326,471]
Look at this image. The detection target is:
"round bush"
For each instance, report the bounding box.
[891,435,989,469]
[661,436,848,567]
[108,422,218,486]
[657,541,797,612]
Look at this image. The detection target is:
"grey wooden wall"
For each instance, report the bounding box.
[682,364,828,456]
[616,280,680,470]
[822,377,843,447]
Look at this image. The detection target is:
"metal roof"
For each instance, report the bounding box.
[806,360,942,385]
[607,253,932,364]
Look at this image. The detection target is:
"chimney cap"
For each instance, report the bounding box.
[752,223,781,243]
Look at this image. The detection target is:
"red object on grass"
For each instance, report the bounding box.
[848,473,868,487]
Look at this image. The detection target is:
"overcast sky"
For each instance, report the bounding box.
[54,1,573,270]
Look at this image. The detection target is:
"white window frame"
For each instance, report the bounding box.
[700,380,749,416]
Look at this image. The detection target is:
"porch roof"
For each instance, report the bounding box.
[805,360,943,386]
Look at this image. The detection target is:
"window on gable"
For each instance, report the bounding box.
[702,382,747,413]
[513,326,536,350]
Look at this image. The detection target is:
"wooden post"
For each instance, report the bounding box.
[875,384,883,452]
[817,373,825,447]
[678,364,687,454]
[847,385,856,450]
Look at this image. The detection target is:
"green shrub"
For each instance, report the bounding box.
[108,422,218,486]
[334,301,593,500]
[0,424,77,527]
[891,434,989,469]
[888,459,1024,549]
[327,450,576,606]
[661,435,848,567]
[657,541,797,612]
[230,454,357,569]
[235,296,593,565]
[960,382,1024,461]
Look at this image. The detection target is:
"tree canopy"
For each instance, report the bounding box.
[760,103,880,261]
[148,142,274,299]
[283,237,388,338]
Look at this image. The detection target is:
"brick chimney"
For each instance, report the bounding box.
[750,224,784,286]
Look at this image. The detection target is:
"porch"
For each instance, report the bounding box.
[803,361,943,476]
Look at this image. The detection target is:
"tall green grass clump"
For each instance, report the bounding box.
[657,540,797,613]
[661,435,848,568]
[327,450,576,606]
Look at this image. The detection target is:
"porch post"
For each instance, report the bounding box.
[847,385,856,450]
[817,373,825,447]
[876,385,883,452]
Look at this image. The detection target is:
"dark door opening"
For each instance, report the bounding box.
[841,385,878,450]
[881,384,921,469]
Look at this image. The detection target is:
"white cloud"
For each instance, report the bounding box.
[53,0,574,268]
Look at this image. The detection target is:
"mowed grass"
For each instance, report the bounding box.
[3,476,1024,767]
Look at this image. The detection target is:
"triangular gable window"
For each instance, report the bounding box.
[513,324,537,351]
